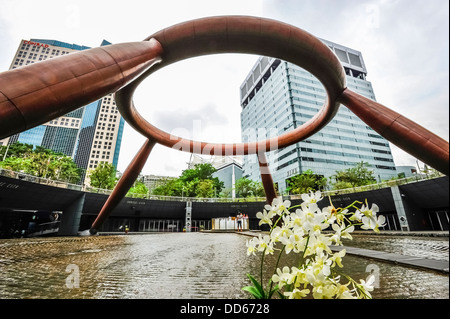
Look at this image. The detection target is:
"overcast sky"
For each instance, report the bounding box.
[0,0,448,177]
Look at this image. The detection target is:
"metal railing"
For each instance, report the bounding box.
[1,167,444,203]
[295,173,443,200]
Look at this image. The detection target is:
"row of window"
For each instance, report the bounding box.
[346,81,374,95]
[102,96,116,105]
[290,88,326,101]
[90,149,112,161]
[15,50,71,66]
[289,79,325,93]
[47,118,80,127]
[99,114,119,122]
[97,123,116,131]
[296,104,360,123]
[20,43,71,56]
[303,138,389,151]
[275,155,395,172]
[94,131,115,140]
[295,114,382,133]
[93,140,114,149]
[89,160,109,169]
[300,147,392,162]
[275,145,393,166]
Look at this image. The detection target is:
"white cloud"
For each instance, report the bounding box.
[262,0,449,168]
[1,0,448,176]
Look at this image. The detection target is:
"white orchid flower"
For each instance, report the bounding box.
[361,215,386,233]
[266,196,291,216]
[256,209,273,226]
[301,190,323,205]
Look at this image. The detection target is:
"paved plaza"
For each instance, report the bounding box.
[0,232,448,299]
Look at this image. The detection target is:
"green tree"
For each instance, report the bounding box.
[332,161,376,190]
[183,163,217,180]
[235,177,253,197]
[27,151,54,178]
[219,187,232,198]
[179,163,224,197]
[0,142,34,160]
[235,177,266,198]
[178,163,224,196]
[286,169,327,195]
[53,156,82,183]
[196,179,215,198]
[127,181,149,197]
[0,156,31,172]
[88,162,117,189]
[420,164,442,178]
[151,163,224,198]
[0,143,81,183]
[152,177,183,196]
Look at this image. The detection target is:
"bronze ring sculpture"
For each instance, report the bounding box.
[116,16,345,156]
[0,16,447,234]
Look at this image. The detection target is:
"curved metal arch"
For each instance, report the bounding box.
[116,16,346,156]
[0,16,447,234]
[0,39,163,139]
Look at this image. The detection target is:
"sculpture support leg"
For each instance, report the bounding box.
[338,88,449,176]
[258,152,277,205]
[90,138,155,234]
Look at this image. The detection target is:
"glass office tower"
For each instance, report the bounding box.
[1,39,125,185]
[240,39,397,194]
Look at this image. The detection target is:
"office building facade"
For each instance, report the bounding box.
[1,39,125,185]
[240,39,397,194]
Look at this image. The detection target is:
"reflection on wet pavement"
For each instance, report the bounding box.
[342,234,449,261]
[0,233,448,299]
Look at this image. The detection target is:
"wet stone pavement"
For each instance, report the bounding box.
[342,234,449,262]
[0,233,448,299]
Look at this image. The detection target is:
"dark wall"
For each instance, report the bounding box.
[1,174,448,233]
[192,201,266,219]
[398,177,449,230]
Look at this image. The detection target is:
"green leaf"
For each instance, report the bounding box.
[243,274,266,299]
[246,273,266,298]
[242,286,263,299]
[268,284,279,299]
[277,290,286,299]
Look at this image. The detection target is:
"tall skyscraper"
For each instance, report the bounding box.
[240,39,397,194]
[1,39,125,185]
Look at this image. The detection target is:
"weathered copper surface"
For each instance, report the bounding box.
[0,16,448,233]
[338,89,449,175]
[0,39,163,139]
[119,16,346,156]
[90,139,155,233]
[258,153,277,205]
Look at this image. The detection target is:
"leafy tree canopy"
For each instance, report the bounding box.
[235,177,266,198]
[0,142,81,183]
[152,163,224,198]
[332,161,376,190]
[88,162,118,190]
[126,180,149,197]
[286,169,327,195]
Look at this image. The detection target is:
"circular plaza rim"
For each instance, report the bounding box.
[115,16,347,156]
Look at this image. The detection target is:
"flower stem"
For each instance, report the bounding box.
[343,200,363,211]
[268,245,285,296]
[298,235,310,268]
[331,268,372,299]
[260,247,266,285]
